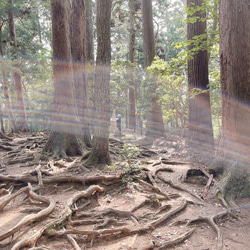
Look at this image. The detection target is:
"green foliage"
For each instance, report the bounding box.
[153,0,186,62]
[172,0,221,136]
[147,57,188,130]
[109,143,142,183]
[120,143,141,161]
[110,60,130,115]
[0,0,53,132]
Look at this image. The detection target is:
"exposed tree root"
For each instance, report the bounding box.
[153,166,174,177]
[45,198,188,247]
[0,184,55,242]
[27,246,50,250]
[66,233,82,250]
[172,209,238,250]
[10,185,104,250]
[0,144,13,151]
[0,131,13,140]
[157,174,204,202]
[0,173,120,186]
[158,227,196,249]
[161,160,188,165]
[1,133,245,249]
[149,199,187,229]
[0,185,29,212]
[202,173,213,198]
[133,176,171,199]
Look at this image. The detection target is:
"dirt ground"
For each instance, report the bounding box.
[0,131,249,250]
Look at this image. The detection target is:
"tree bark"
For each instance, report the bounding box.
[85,0,94,64]
[43,0,82,158]
[1,59,16,132]
[128,0,136,131]
[8,0,28,132]
[186,0,214,150]
[141,0,165,137]
[85,0,95,135]
[13,70,28,131]
[86,0,112,165]
[71,0,91,147]
[219,0,250,162]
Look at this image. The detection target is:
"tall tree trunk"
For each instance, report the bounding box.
[141,0,165,137]
[220,0,250,162]
[2,70,16,131]
[128,0,136,131]
[8,0,16,47]
[43,0,82,158]
[85,0,95,135]
[209,0,250,205]
[0,24,16,132]
[8,0,28,132]
[13,70,28,131]
[186,0,214,150]
[86,0,112,165]
[71,0,91,147]
[85,0,94,64]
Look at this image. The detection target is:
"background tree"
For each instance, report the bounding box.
[43,0,82,157]
[8,0,28,132]
[128,0,136,131]
[186,0,214,150]
[71,0,91,147]
[86,0,112,165]
[142,0,165,137]
[0,0,53,133]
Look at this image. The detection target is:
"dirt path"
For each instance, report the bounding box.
[0,132,249,249]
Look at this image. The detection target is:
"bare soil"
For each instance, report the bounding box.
[0,131,249,250]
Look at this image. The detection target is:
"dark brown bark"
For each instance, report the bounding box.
[71,0,91,147]
[186,0,214,150]
[85,0,95,134]
[86,0,112,165]
[128,0,136,131]
[141,0,165,137]
[85,0,94,64]
[8,0,16,47]
[44,0,82,157]
[0,24,15,132]
[220,0,250,162]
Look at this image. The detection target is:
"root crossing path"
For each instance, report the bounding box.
[0,132,249,249]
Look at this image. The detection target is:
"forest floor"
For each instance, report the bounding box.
[0,130,249,250]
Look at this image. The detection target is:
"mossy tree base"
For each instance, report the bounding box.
[209,158,250,207]
[43,131,83,158]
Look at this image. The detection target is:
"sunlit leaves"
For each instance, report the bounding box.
[147,57,188,127]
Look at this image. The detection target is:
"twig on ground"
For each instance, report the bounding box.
[202,174,213,198]
[199,166,217,183]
